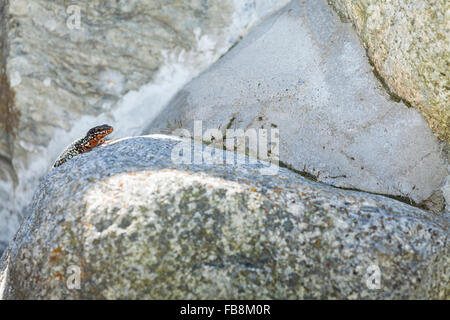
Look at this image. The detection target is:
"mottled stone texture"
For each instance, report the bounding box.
[0,135,448,299]
[0,0,230,253]
[327,0,449,142]
[0,0,288,255]
[0,0,21,258]
[146,0,447,208]
[0,1,18,183]
[1,0,233,170]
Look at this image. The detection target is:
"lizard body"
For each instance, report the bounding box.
[53,124,113,168]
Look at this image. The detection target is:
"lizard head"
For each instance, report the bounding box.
[85,124,114,147]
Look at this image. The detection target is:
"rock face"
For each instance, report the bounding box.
[327,0,449,143]
[0,135,448,299]
[0,0,290,254]
[146,0,448,209]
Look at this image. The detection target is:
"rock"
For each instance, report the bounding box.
[0,135,448,299]
[443,176,450,213]
[146,0,448,209]
[327,0,449,143]
[0,0,289,252]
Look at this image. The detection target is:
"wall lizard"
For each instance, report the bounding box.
[53,124,113,168]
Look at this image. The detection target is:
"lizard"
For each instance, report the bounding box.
[53,124,114,168]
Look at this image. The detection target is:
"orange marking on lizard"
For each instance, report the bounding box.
[53,124,113,167]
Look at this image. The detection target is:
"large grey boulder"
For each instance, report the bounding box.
[146,0,448,210]
[0,135,448,299]
[0,0,290,254]
[328,0,449,143]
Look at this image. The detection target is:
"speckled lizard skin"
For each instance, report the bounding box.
[53,124,113,168]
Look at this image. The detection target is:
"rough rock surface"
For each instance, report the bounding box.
[327,0,449,142]
[443,176,450,213]
[0,135,448,299]
[146,0,448,209]
[0,0,290,254]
